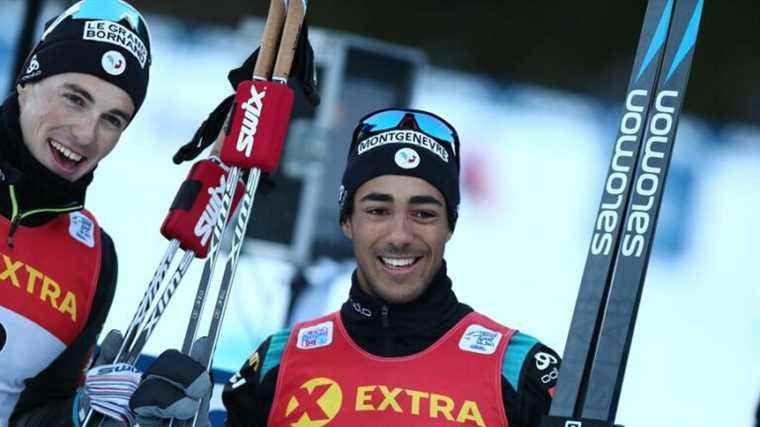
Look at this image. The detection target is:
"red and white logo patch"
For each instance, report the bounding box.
[296,321,334,350]
[394,147,420,169]
[69,211,95,247]
[101,50,126,76]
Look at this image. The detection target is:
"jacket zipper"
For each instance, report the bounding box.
[381,304,390,356]
[6,185,83,247]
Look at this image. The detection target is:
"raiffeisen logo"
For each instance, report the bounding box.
[591,90,647,256]
[236,85,267,157]
[622,90,678,257]
[285,377,342,426]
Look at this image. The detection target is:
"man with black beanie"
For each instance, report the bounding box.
[222,108,560,426]
[1,1,212,426]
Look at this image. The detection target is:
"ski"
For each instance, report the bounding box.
[544,0,705,425]
[580,0,704,420]
[549,0,677,416]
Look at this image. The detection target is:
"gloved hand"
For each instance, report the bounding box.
[173,19,319,165]
[129,337,213,427]
[73,330,141,426]
[72,332,213,427]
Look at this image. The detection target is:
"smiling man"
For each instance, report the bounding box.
[0,1,212,426]
[17,74,134,183]
[0,0,150,424]
[222,109,561,427]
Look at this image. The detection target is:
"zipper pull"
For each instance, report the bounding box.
[381,305,389,328]
[7,215,20,248]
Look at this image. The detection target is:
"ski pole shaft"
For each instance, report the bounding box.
[82,240,181,427]
[124,250,196,365]
[83,250,195,427]
[177,0,290,362]
[191,0,303,378]
[202,170,261,369]
[114,239,181,363]
[178,166,241,355]
[174,170,261,427]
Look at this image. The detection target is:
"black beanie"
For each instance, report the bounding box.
[16,0,151,117]
[338,108,461,230]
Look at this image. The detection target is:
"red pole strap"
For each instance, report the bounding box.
[220,80,294,171]
[160,158,245,258]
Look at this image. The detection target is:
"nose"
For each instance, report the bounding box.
[71,114,99,147]
[386,212,415,248]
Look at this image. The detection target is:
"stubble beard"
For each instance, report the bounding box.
[357,264,433,305]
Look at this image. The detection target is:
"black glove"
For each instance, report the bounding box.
[173,20,319,165]
[129,339,212,426]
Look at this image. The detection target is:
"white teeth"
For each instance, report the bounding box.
[381,257,415,267]
[49,140,83,162]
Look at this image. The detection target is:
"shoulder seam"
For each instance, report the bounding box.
[501,332,539,392]
[261,328,291,383]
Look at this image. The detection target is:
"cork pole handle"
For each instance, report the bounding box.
[252,0,288,79]
[272,0,307,83]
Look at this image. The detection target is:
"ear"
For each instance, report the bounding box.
[16,84,28,105]
[341,218,353,240]
[445,229,453,242]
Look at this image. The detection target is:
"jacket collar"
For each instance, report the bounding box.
[340,261,469,345]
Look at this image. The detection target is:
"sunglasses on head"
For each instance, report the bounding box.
[47,0,153,65]
[356,109,459,157]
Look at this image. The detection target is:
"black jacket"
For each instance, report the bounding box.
[222,263,560,427]
[1,95,118,427]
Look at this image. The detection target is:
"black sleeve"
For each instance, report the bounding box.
[222,336,281,427]
[502,342,561,427]
[10,230,118,427]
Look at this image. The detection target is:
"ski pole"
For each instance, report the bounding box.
[175,1,305,425]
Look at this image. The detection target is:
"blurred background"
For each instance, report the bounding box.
[1,0,758,426]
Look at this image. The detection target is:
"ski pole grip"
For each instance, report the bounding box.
[272,0,307,81]
[252,0,288,79]
[540,416,623,427]
[160,158,245,258]
[220,80,294,172]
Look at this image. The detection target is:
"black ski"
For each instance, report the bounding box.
[543,0,704,425]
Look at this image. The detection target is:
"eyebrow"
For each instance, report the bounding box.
[409,195,443,207]
[359,192,443,207]
[63,83,94,104]
[63,83,132,124]
[360,193,393,203]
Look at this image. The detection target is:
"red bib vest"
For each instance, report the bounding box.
[0,210,101,419]
[269,311,516,427]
